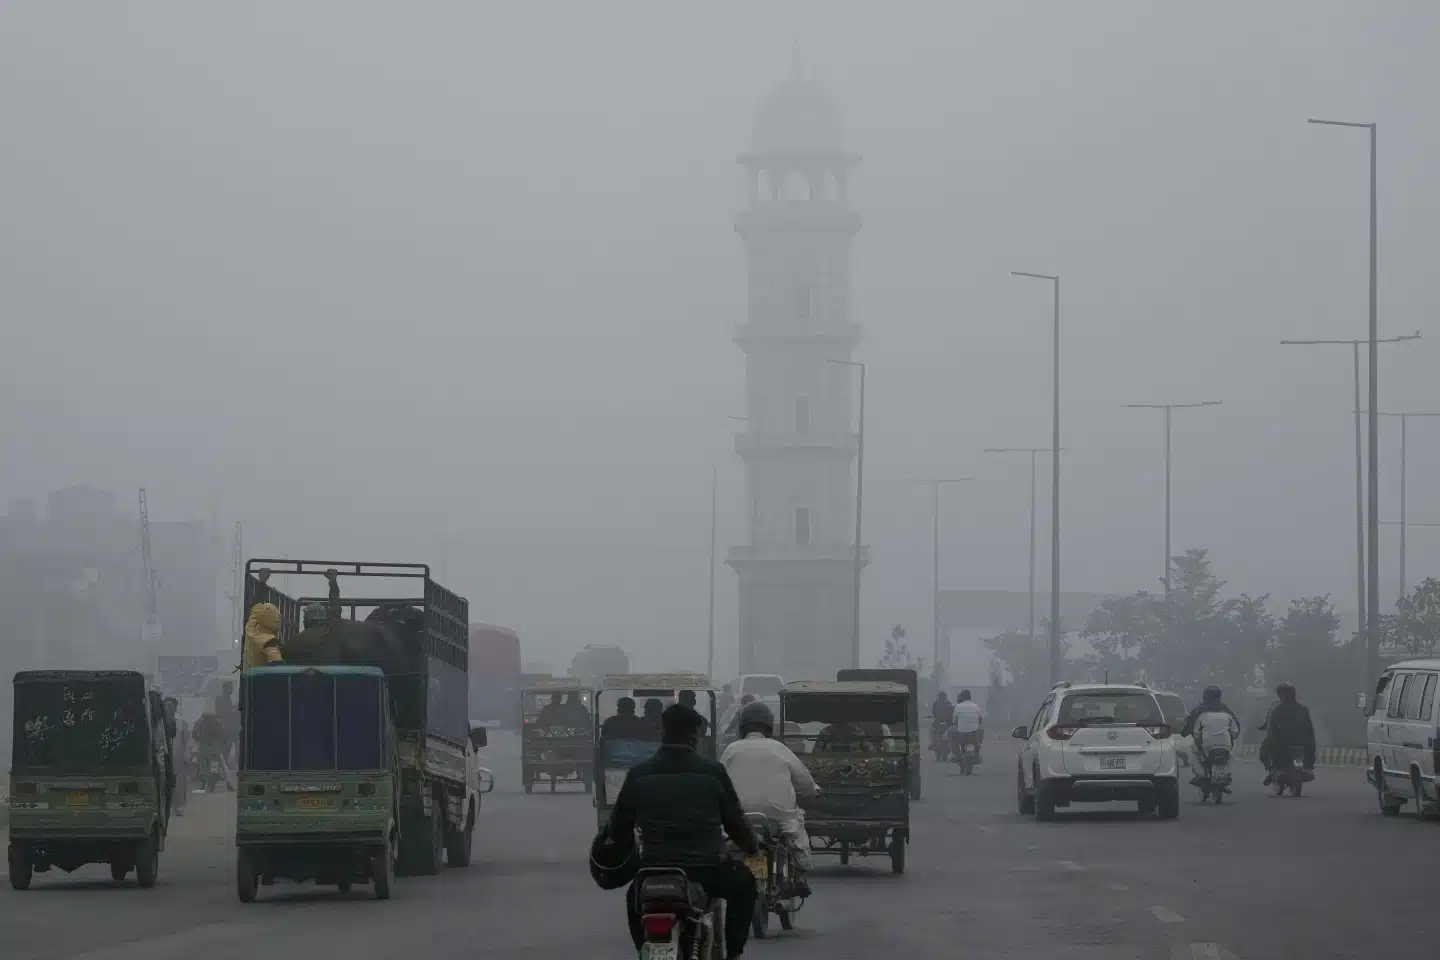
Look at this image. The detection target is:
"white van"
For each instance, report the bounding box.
[1364,658,1440,816]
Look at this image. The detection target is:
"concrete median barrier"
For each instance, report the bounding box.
[1234,743,1367,767]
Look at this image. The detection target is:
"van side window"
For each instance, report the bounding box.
[1388,674,1412,720]
[1418,674,1437,722]
[1375,674,1393,716]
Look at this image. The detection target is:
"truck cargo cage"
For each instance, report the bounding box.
[240,559,470,747]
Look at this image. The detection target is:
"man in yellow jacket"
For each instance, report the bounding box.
[242,602,283,669]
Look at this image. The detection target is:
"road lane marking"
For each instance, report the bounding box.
[1151,906,1186,924]
[1106,881,1129,891]
[1172,945,1239,960]
[1058,860,1085,872]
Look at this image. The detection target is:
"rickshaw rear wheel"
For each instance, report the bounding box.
[8,843,32,891]
[889,831,907,875]
[134,828,160,889]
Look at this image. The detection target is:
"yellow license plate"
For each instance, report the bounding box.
[296,796,334,809]
[744,854,768,879]
[66,792,91,807]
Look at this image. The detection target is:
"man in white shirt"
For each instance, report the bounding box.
[949,689,984,759]
[719,700,818,894]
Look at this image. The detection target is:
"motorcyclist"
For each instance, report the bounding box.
[192,711,233,791]
[607,704,759,958]
[949,689,984,760]
[1260,681,1315,786]
[719,700,818,897]
[1178,685,1239,784]
[930,691,954,751]
[163,697,187,817]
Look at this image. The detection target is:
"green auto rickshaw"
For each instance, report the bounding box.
[781,680,913,875]
[592,673,715,829]
[521,678,594,794]
[7,670,173,890]
[235,664,399,901]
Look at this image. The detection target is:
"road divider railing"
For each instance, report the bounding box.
[1233,743,1367,767]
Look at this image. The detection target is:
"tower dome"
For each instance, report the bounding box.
[749,77,845,155]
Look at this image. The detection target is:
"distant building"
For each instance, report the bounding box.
[729,60,865,682]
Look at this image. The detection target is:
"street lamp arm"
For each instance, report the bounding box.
[1309,118,1376,129]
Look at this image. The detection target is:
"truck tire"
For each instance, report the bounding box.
[445,800,474,868]
[373,834,394,900]
[237,849,258,903]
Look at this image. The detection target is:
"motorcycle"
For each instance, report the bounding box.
[633,866,726,960]
[734,812,805,939]
[930,718,952,761]
[949,730,981,775]
[1272,745,1313,797]
[1194,745,1233,803]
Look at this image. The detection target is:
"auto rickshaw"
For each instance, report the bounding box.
[780,680,912,875]
[234,665,400,901]
[591,673,715,829]
[837,668,921,800]
[7,670,174,890]
[520,678,594,794]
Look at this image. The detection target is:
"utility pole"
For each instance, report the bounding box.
[985,448,1066,654]
[1308,116,1382,691]
[1280,333,1419,663]
[230,521,243,639]
[1121,402,1223,594]
[138,488,161,680]
[1011,271,1063,686]
[829,359,867,669]
[910,477,973,676]
[707,464,718,681]
[1362,411,1440,602]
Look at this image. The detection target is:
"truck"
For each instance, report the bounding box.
[568,645,630,690]
[469,624,522,729]
[242,560,493,877]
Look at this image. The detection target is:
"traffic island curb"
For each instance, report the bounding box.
[1234,743,1366,767]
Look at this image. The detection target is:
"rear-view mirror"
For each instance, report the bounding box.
[1010,725,1028,740]
[477,768,496,794]
[469,726,488,750]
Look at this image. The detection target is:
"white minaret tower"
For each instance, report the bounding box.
[728,59,865,681]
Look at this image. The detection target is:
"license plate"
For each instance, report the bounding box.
[644,945,678,960]
[1102,757,1126,770]
[66,792,91,807]
[296,796,334,809]
[744,854,769,879]
[1212,764,1228,777]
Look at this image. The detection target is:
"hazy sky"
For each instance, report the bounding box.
[2,2,1437,675]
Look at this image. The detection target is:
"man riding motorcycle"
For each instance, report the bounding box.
[1259,681,1315,786]
[606,703,759,958]
[948,689,984,760]
[719,700,818,897]
[930,691,954,752]
[1178,685,1239,785]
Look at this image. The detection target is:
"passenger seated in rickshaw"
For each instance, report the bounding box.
[640,698,664,740]
[857,722,895,752]
[677,689,708,735]
[602,697,649,740]
[815,721,867,753]
[556,692,592,732]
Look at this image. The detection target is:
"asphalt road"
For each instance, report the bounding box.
[3,733,1435,959]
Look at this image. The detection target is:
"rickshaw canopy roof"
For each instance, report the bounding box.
[601,673,710,692]
[524,678,586,691]
[782,680,909,697]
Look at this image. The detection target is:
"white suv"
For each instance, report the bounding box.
[1012,682,1180,820]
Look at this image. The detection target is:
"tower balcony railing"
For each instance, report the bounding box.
[734,431,858,456]
[727,543,870,566]
[732,320,862,347]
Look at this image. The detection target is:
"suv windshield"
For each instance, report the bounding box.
[1058,691,1163,726]
[743,676,784,697]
